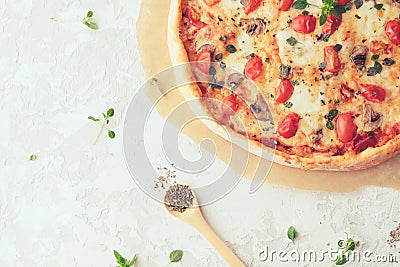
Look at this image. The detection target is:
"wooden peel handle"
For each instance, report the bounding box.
[191,214,246,267]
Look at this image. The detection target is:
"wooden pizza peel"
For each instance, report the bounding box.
[136,0,400,192]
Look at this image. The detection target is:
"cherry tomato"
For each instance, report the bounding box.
[275,79,294,104]
[244,56,263,80]
[290,14,316,34]
[324,46,342,73]
[322,14,342,35]
[203,0,221,6]
[196,50,212,74]
[369,40,394,55]
[222,94,239,116]
[337,0,351,5]
[336,113,357,143]
[277,113,300,139]
[185,8,207,29]
[278,0,294,11]
[385,20,400,45]
[359,83,386,103]
[243,0,262,15]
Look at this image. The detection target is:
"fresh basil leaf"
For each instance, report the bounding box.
[287,226,296,242]
[150,77,158,85]
[292,0,308,9]
[327,109,339,121]
[107,108,115,117]
[334,4,346,14]
[371,54,379,61]
[374,3,383,10]
[335,254,347,265]
[346,239,356,252]
[114,250,127,266]
[108,130,116,139]
[169,250,183,263]
[128,254,137,266]
[29,154,37,161]
[319,13,327,25]
[87,11,93,18]
[83,19,99,30]
[302,10,310,15]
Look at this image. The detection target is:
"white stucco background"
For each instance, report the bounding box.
[1,0,400,266]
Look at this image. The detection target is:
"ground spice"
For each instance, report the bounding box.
[164,184,194,213]
[154,167,176,190]
[387,223,400,248]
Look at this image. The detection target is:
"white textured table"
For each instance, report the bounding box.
[1,0,400,266]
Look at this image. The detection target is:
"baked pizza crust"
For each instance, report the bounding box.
[167,0,400,171]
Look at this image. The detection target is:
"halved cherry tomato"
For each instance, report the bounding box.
[359,84,386,103]
[291,14,316,34]
[337,0,351,5]
[385,20,400,45]
[277,113,300,138]
[244,56,263,80]
[278,0,294,11]
[322,14,342,35]
[275,79,294,104]
[243,0,262,15]
[336,113,357,143]
[185,8,208,29]
[203,0,221,6]
[370,40,394,55]
[196,50,212,74]
[222,94,239,116]
[324,46,342,73]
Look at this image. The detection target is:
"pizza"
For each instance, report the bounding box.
[167,0,400,170]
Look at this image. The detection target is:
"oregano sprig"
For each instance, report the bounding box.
[88,108,116,144]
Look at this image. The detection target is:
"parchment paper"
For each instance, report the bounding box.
[136,0,400,192]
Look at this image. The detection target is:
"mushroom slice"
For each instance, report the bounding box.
[362,104,383,132]
[311,129,324,143]
[240,18,266,36]
[250,93,272,121]
[197,43,216,54]
[226,73,245,88]
[350,45,368,66]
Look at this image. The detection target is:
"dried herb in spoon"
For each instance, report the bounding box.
[164,184,194,213]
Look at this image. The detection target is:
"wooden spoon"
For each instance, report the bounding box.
[164,192,246,267]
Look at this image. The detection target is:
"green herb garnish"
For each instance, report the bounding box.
[82,11,98,29]
[219,35,228,41]
[169,250,183,263]
[292,0,308,9]
[29,154,37,161]
[287,226,297,243]
[325,109,338,130]
[291,80,299,86]
[287,36,299,46]
[331,236,356,266]
[284,101,294,108]
[292,0,347,26]
[113,250,137,267]
[150,77,158,85]
[374,3,383,10]
[88,108,116,144]
[326,121,334,130]
[371,54,379,61]
[322,33,331,42]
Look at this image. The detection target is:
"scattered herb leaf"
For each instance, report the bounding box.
[284,101,294,108]
[150,77,158,85]
[292,0,308,9]
[291,80,299,86]
[322,33,331,42]
[82,11,98,30]
[88,108,116,144]
[371,55,379,61]
[374,4,383,10]
[29,154,37,161]
[113,250,137,267]
[287,226,297,242]
[334,44,343,52]
[287,36,299,46]
[326,121,334,130]
[169,250,183,263]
